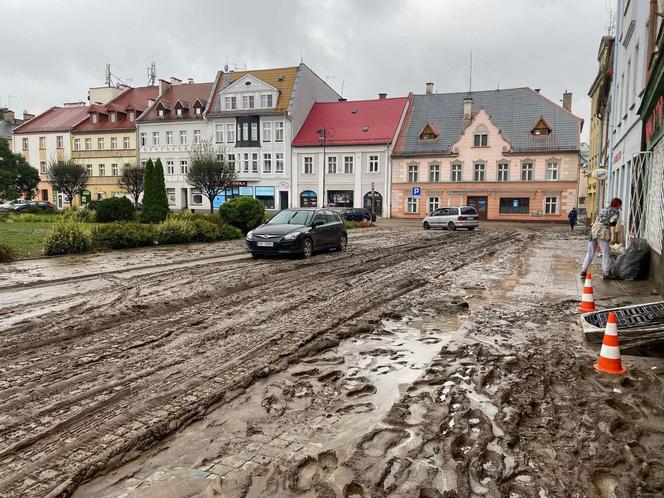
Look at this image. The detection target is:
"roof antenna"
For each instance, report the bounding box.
[300,51,303,64]
[105,63,112,87]
[341,80,344,97]
[147,62,156,86]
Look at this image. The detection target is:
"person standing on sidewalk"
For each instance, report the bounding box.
[568,207,578,230]
[580,198,622,279]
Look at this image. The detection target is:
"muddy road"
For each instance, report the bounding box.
[1,225,663,497]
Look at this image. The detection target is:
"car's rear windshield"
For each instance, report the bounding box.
[267,210,314,225]
[461,207,478,215]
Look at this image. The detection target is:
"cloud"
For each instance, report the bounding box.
[2,0,609,141]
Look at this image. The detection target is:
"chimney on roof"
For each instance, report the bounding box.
[2,110,15,122]
[224,63,229,72]
[158,79,171,97]
[534,88,541,93]
[425,82,434,95]
[338,98,347,102]
[147,99,155,108]
[170,76,182,85]
[378,93,387,99]
[23,112,35,121]
[562,90,572,112]
[463,95,473,119]
[187,78,194,84]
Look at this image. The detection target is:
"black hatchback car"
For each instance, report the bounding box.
[246,208,347,258]
[342,208,376,222]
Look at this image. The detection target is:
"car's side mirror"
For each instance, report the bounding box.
[312,220,324,228]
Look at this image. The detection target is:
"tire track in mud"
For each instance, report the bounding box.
[0,228,523,497]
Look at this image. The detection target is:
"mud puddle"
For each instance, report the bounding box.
[73,312,463,497]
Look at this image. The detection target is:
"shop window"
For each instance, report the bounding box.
[327,190,353,207]
[300,190,317,207]
[192,189,203,205]
[256,186,275,209]
[499,197,530,215]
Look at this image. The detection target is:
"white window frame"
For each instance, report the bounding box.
[228,153,236,171]
[408,164,418,182]
[243,153,250,173]
[474,162,486,182]
[429,163,440,182]
[344,156,354,174]
[180,160,188,174]
[176,108,183,117]
[275,153,284,173]
[498,162,509,182]
[40,161,47,174]
[368,155,379,173]
[91,113,98,124]
[179,130,187,145]
[166,131,173,145]
[56,135,63,149]
[521,162,534,181]
[545,196,558,215]
[99,164,106,176]
[194,130,201,145]
[139,133,146,147]
[85,164,92,176]
[152,132,159,146]
[304,156,314,174]
[262,121,272,142]
[191,189,203,205]
[128,111,135,122]
[428,196,440,213]
[451,163,462,182]
[111,163,119,176]
[110,112,116,123]
[166,160,174,175]
[123,136,130,149]
[98,138,104,150]
[215,125,224,143]
[263,153,272,173]
[252,153,259,173]
[251,123,258,141]
[406,197,418,213]
[74,138,81,151]
[473,133,488,147]
[327,156,337,174]
[275,121,284,141]
[110,137,117,150]
[226,123,235,142]
[85,138,92,150]
[243,95,254,109]
[166,188,176,206]
[22,137,29,150]
[158,109,165,118]
[546,161,559,181]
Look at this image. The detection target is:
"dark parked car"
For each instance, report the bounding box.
[15,201,54,212]
[246,208,347,258]
[342,208,376,222]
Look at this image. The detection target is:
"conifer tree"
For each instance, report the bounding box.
[140,159,156,222]
[152,158,170,221]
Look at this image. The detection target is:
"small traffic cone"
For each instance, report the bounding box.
[594,312,627,375]
[578,272,597,312]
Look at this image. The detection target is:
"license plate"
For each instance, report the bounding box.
[257,241,274,247]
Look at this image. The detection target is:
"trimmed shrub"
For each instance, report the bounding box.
[0,244,15,262]
[62,207,95,223]
[190,218,221,242]
[156,218,195,245]
[94,197,136,223]
[219,223,243,240]
[92,222,155,250]
[344,220,358,230]
[141,159,169,223]
[43,220,92,256]
[219,197,265,234]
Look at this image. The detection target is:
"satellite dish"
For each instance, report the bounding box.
[592,168,608,180]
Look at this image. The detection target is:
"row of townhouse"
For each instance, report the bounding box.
[12,64,582,221]
[586,0,664,293]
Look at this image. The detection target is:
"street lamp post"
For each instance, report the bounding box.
[317,127,334,208]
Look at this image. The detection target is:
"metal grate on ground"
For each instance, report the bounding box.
[582,301,664,330]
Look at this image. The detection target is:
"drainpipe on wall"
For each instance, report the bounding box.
[607,0,623,206]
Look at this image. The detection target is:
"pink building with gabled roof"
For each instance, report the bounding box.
[292,95,410,217]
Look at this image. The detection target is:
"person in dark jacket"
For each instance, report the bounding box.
[568,207,578,230]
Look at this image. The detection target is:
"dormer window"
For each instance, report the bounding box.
[128,111,135,122]
[243,95,255,109]
[419,123,438,141]
[261,94,273,108]
[473,124,488,147]
[110,112,116,123]
[176,108,183,116]
[532,118,552,136]
[195,107,202,115]
[158,109,165,118]
[91,113,98,124]
[225,97,236,110]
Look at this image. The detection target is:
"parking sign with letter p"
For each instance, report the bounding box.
[412,187,421,196]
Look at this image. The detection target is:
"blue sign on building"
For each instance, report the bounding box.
[412,187,421,196]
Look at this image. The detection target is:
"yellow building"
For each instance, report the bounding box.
[72,86,158,202]
[586,35,614,222]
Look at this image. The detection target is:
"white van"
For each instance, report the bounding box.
[422,206,480,231]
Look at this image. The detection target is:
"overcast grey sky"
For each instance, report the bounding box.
[2,0,611,141]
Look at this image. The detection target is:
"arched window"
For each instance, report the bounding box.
[363,191,383,214]
[300,190,317,207]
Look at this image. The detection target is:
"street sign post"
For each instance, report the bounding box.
[412,186,421,196]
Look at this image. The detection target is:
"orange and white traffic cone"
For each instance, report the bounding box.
[578,272,597,312]
[594,312,627,375]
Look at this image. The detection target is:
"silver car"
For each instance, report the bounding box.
[422,206,480,231]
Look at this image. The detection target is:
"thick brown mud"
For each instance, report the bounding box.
[1,225,663,497]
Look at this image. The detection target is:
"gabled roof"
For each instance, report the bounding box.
[12,105,89,134]
[74,86,159,132]
[206,66,299,116]
[140,82,213,122]
[292,97,409,146]
[393,87,582,157]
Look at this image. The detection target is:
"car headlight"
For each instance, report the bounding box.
[246,230,254,240]
[283,232,299,241]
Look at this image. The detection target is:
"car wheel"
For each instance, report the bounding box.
[362,216,369,222]
[468,227,476,231]
[301,238,313,259]
[251,253,262,259]
[423,221,431,230]
[448,221,456,231]
[337,234,347,251]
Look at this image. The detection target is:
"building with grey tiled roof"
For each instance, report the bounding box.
[391,85,583,222]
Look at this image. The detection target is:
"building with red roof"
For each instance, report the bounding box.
[292,95,410,217]
[11,104,89,203]
[70,85,159,203]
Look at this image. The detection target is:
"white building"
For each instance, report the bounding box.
[291,96,410,217]
[203,64,340,211]
[137,78,214,210]
[608,0,649,235]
